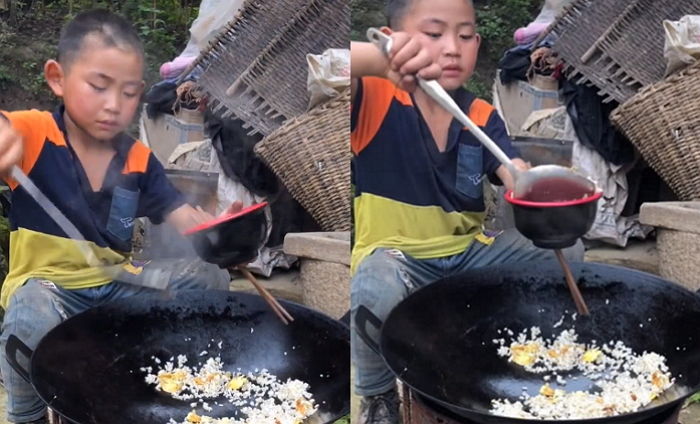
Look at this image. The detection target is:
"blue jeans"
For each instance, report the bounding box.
[350,229,584,396]
[0,258,230,423]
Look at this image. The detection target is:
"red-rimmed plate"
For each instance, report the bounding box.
[183,202,268,236]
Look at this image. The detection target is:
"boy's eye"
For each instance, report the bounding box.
[424,32,442,39]
[89,83,106,92]
[123,92,139,99]
[460,34,475,41]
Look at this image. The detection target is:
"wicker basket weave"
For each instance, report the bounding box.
[254,91,351,231]
[546,0,700,103]
[611,62,700,200]
[193,0,350,136]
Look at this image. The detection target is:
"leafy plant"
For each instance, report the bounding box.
[2,0,201,90]
[690,391,700,404]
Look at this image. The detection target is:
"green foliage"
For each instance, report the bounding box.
[333,416,351,424]
[351,0,386,41]
[476,0,535,62]
[690,391,700,404]
[2,0,200,88]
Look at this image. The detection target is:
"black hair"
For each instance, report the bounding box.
[385,0,474,28]
[57,9,143,67]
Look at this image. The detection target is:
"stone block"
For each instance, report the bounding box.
[284,232,351,319]
[284,232,350,265]
[299,259,350,319]
[639,202,700,291]
[640,202,700,235]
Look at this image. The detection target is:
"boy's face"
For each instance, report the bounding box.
[46,35,144,141]
[399,0,480,91]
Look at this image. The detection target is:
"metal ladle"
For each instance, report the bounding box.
[366,28,596,199]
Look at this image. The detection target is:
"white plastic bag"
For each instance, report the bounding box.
[572,140,651,247]
[663,15,700,76]
[306,48,350,110]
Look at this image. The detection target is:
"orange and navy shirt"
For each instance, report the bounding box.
[0,107,185,307]
[350,77,520,272]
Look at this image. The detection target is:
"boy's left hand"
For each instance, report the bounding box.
[168,201,244,235]
[497,158,530,192]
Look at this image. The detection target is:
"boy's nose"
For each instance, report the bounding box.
[105,92,121,114]
[443,35,459,56]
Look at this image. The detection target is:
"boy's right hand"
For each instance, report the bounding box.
[0,117,23,176]
[385,31,442,92]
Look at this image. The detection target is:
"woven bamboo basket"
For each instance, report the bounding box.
[546,0,700,103]
[254,91,350,231]
[192,0,349,136]
[611,62,700,200]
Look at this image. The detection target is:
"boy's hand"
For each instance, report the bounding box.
[386,32,442,92]
[0,117,23,176]
[497,158,530,192]
[169,201,246,235]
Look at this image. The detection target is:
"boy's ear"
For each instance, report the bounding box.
[44,60,65,97]
[476,33,482,48]
[380,26,393,36]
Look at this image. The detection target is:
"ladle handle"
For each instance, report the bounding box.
[366,28,518,178]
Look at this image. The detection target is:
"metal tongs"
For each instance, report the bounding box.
[366,28,596,199]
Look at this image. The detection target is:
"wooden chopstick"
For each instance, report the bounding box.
[238,267,295,324]
[554,249,590,316]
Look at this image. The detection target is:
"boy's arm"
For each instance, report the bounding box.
[137,151,245,234]
[0,113,24,177]
[495,159,529,192]
[482,109,528,192]
[351,41,391,103]
[351,36,442,103]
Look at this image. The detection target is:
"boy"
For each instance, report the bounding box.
[0,10,237,423]
[350,0,583,422]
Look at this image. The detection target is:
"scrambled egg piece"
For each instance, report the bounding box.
[296,399,313,415]
[185,411,201,423]
[158,371,187,394]
[227,376,248,390]
[582,349,602,363]
[511,343,539,366]
[539,384,555,397]
[194,372,220,386]
[651,371,668,389]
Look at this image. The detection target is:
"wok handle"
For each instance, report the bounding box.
[5,334,33,383]
[354,305,383,355]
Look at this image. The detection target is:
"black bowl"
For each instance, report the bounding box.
[505,190,602,249]
[184,202,268,267]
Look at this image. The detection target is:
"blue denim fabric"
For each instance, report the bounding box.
[351,229,584,396]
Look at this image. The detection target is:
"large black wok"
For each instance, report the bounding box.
[7,290,350,424]
[356,261,700,424]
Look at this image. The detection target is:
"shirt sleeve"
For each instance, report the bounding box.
[482,110,521,183]
[137,153,186,224]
